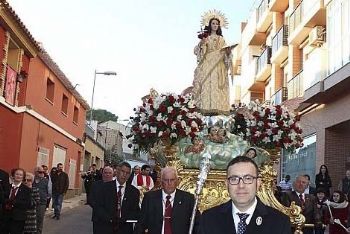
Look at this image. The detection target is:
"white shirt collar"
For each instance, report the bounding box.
[162,189,176,201]
[115,180,126,188]
[231,197,257,231]
[12,183,21,188]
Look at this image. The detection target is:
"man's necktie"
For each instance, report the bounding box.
[299,193,305,209]
[237,213,249,234]
[164,195,172,234]
[9,186,18,200]
[117,185,123,218]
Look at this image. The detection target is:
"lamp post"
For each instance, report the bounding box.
[90,70,117,124]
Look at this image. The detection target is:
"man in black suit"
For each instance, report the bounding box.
[93,162,140,234]
[0,168,10,231]
[135,167,200,234]
[200,156,291,234]
[284,175,319,234]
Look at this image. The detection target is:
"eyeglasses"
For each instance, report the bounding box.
[227,175,258,185]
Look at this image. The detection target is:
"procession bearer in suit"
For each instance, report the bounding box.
[93,162,140,234]
[135,167,200,234]
[200,156,291,234]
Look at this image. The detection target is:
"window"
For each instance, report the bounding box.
[61,94,68,115]
[7,39,21,72]
[327,0,350,74]
[46,78,55,103]
[73,106,79,124]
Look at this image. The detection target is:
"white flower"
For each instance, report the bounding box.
[158,131,163,137]
[254,131,261,137]
[173,101,181,108]
[150,126,157,133]
[262,137,270,143]
[176,115,183,121]
[185,126,191,134]
[156,113,163,121]
[181,120,187,128]
[170,133,177,138]
[171,122,177,130]
[191,121,198,128]
[273,134,281,142]
[167,106,173,113]
[257,121,264,127]
[266,128,273,136]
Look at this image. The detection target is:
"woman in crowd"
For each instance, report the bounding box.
[315,164,332,197]
[314,188,328,234]
[2,168,31,234]
[23,172,40,234]
[326,190,350,234]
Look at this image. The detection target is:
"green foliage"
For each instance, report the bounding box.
[104,150,124,166]
[87,109,118,123]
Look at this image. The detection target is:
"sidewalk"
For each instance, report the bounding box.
[45,193,86,217]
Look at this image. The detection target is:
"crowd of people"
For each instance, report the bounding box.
[274,165,350,234]
[0,163,69,234]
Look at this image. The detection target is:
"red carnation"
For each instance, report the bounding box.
[168,95,175,104]
[148,98,153,104]
[159,104,167,113]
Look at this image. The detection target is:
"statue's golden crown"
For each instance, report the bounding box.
[201,9,229,29]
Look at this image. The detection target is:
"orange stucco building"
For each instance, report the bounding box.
[0,1,89,194]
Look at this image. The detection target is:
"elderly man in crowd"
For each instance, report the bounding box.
[33,166,50,234]
[135,167,200,234]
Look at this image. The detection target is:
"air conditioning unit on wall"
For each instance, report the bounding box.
[308,26,325,47]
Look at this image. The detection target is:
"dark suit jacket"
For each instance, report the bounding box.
[286,191,319,225]
[135,189,200,234]
[93,180,140,234]
[3,183,31,221]
[200,198,292,234]
[88,180,104,221]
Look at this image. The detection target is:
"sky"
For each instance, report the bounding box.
[8,0,256,120]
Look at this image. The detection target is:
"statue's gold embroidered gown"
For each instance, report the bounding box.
[192,34,230,114]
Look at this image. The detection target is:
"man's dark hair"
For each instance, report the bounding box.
[226,156,259,175]
[285,175,291,180]
[118,161,131,169]
[304,174,310,181]
[57,163,63,167]
[141,165,151,171]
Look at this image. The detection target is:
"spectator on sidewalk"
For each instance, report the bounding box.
[338,169,350,201]
[48,167,57,211]
[93,162,140,234]
[33,166,49,234]
[2,168,31,234]
[315,164,332,198]
[0,168,10,231]
[51,163,69,220]
[23,172,40,234]
[42,165,52,211]
[304,174,317,195]
[81,164,101,204]
[132,165,154,191]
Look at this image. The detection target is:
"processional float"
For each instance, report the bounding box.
[128,9,307,234]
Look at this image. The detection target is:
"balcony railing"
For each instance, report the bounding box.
[257,0,270,24]
[287,71,304,99]
[289,0,321,34]
[256,46,272,75]
[272,25,288,56]
[270,87,288,105]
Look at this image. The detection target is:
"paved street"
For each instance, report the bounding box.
[43,205,93,234]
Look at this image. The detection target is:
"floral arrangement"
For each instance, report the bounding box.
[128,93,204,153]
[230,101,303,152]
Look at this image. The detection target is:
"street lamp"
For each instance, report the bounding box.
[90,70,117,124]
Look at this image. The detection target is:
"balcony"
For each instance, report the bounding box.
[256,0,273,32]
[287,71,304,99]
[271,25,289,64]
[241,9,267,50]
[269,0,289,12]
[270,87,288,105]
[289,0,326,45]
[256,46,272,81]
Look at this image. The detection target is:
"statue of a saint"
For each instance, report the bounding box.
[192,10,233,115]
